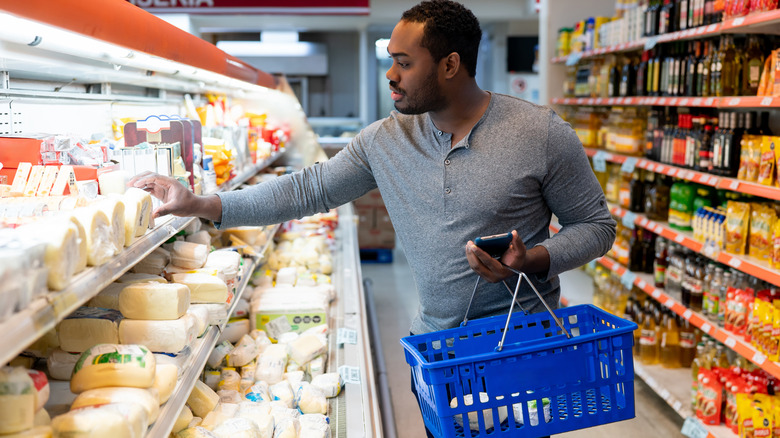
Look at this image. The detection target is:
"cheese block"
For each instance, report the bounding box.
[52,403,148,438]
[98,170,129,195]
[0,426,53,437]
[70,344,156,393]
[190,304,228,326]
[217,318,249,345]
[188,417,203,428]
[117,272,167,284]
[171,241,208,269]
[87,283,127,310]
[177,426,218,438]
[299,414,330,438]
[225,334,258,368]
[119,316,194,354]
[0,367,36,434]
[211,418,260,438]
[203,250,241,276]
[173,406,194,434]
[294,383,327,415]
[199,409,232,431]
[186,305,209,337]
[288,334,327,366]
[273,417,299,438]
[153,363,179,404]
[222,227,264,247]
[132,247,170,275]
[121,188,153,246]
[94,197,126,254]
[172,273,229,304]
[71,206,115,266]
[26,370,49,411]
[186,380,219,418]
[58,307,123,353]
[67,215,89,273]
[70,387,160,423]
[16,220,80,290]
[46,348,80,381]
[185,230,212,247]
[118,282,190,320]
[310,373,343,398]
[235,402,273,438]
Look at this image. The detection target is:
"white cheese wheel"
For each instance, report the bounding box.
[132,247,170,275]
[0,367,36,434]
[46,348,80,381]
[235,402,273,438]
[121,188,153,245]
[255,344,287,385]
[117,272,167,284]
[52,403,147,438]
[70,387,160,423]
[70,344,156,393]
[171,241,208,269]
[87,283,127,310]
[119,282,190,320]
[190,304,228,326]
[172,273,229,304]
[34,407,51,427]
[71,206,114,267]
[119,316,194,354]
[58,307,123,353]
[153,363,179,404]
[16,220,80,291]
[186,380,220,419]
[94,197,126,254]
[172,406,194,434]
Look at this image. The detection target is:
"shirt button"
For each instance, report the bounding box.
[444,159,451,165]
[437,130,443,136]
[445,187,451,194]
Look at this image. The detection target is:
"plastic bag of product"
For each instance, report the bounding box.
[284,371,305,387]
[294,382,328,415]
[218,368,241,392]
[306,355,325,379]
[155,346,192,374]
[276,332,298,345]
[211,417,261,438]
[176,426,218,437]
[725,201,750,255]
[227,335,259,368]
[203,370,221,391]
[269,401,300,424]
[208,341,234,369]
[299,414,331,438]
[236,401,274,438]
[0,366,36,434]
[288,334,327,366]
[272,417,299,438]
[270,381,295,408]
[311,373,343,398]
[244,381,271,403]
[241,360,257,382]
[749,204,776,261]
[217,389,243,405]
[255,344,287,385]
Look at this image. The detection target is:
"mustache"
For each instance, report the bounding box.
[389,82,404,94]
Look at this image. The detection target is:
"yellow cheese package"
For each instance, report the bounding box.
[726,201,751,255]
[749,204,776,261]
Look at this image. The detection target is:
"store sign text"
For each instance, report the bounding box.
[129,0,214,6]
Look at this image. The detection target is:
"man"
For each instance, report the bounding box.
[131,0,613,354]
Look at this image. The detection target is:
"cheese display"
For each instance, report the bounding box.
[71,206,114,266]
[0,426,53,437]
[187,380,220,418]
[153,346,191,373]
[121,187,153,245]
[151,363,179,404]
[176,426,218,438]
[118,282,190,320]
[26,369,50,411]
[87,283,127,310]
[117,272,167,284]
[70,344,156,393]
[235,402,273,438]
[70,387,160,423]
[58,307,123,353]
[118,316,195,354]
[186,230,212,247]
[211,417,261,438]
[51,403,148,438]
[217,318,249,344]
[171,241,209,269]
[310,373,343,398]
[66,214,89,274]
[294,383,327,415]
[191,303,228,326]
[255,344,288,385]
[94,197,126,254]
[172,273,229,304]
[46,348,80,381]
[172,406,194,435]
[131,247,170,275]
[225,334,258,367]
[299,414,331,438]
[0,367,36,434]
[16,220,80,290]
[187,305,210,337]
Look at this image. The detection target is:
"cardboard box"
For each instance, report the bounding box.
[0,135,52,168]
[355,205,395,249]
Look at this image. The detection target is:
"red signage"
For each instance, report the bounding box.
[127,0,370,15]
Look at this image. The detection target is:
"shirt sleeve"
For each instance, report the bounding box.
[215,123,380,229]
[535,110,616,281]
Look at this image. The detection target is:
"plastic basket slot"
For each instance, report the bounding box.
[599,353,610,379]
[459,334,469,340]
[433,340,442,350]
[568,314,578,325]
[486,329,496,336]
[513,324,523,330]
[571,327,580,337]
[448,351,457,360]
[446,337,455,348]
[416,342,428,353]
[527,321,537,328]
[434,352,444,362]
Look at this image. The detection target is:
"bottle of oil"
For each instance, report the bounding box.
[660,310,682,368]
[690,343,706,409]
[679,317,698,367]
[633,301,644,357]
[640,302,660,364]
[714,344,730,369]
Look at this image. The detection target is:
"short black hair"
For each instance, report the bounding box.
[401,0,482,77]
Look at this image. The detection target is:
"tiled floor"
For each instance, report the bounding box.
[361,246,684,438]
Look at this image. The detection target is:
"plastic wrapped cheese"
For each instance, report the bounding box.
[16,220,80,291]
[70,344,156,393]
[310,373,343,398]
[187,380,220,418]
[87,283,127,310]
[218,318,250,344]
[70,387,160,423]
[294,383,327,415]
[176,426,218,438]
[94,197,126,254]
[274,267,297,286]
[98,170,129,195]
[173,406,194,434]
[191,303,228,326]
[0,367,36,434]
[118,282,190,320]
[235,402,273,438]
[226,335,259,368]
[207,341,234,369]
[187,305,210,337]
[121,188,153,245]
[288,334,327,366]
[306,355,325,379]
[34,408,51,427]
[119,315,195,354]
[71,206,114,266]
[173,273,229,304]
[269,381,294,409]
[186,230,212,247]
[58,307,123,353]
[232,299,250,319]
[153,363,179,404]
[217,368,241,392]
[450,392,508,432]
[117,272,167,284]
[283,371,304,387]
[171,241,209,269]
[154,346,191,373]
[255,344,287,385]
[299,414,330,438]
[217,389,242,405]
[275,332,298,345]
[272,417,299,438]
[52,403,148,438]
[200,409,232,431]
[243,382,270,403]
[188,417,203,428]
[132,247,170,275]
[47,348,80,381]
[222,227,264,247]
[26,370,49,411]
[211,417,260,438]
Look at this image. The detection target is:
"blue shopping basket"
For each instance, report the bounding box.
[401,274,637,438]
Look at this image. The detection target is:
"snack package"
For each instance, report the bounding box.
[739,136,753,181]
[773,219,780,269]
[746,141,763,183]
[732,289,753,337]
[749,204,776,261]
[696,370,722,425]
[726,201,751,255]
[753,394,773,438]
[771,306,780,363]
[737,393,754,438]
[758,138,776,186]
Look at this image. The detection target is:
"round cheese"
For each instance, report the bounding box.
[122,188,153,245]
[71,206,114,267]
[26,370,49,411]
[0,367,36,434]
[70,344,156,394]
[176,426,219,438]
[70,387,160,423]
[87,283,128,310]
[94,197,126,254]
[171,241,208,270]
[118,316,194,354]
[16,220,80,291]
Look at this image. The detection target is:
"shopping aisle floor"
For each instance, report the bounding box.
[361,246,684,438]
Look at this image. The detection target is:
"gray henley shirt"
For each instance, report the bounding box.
[216,92,616,334]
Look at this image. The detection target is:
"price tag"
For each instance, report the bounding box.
[621,157,639,173]
[337,328,358,345]
[692,98,702,106]
[683,310,692,319]
[654,224,663,234]
[640,217,648,227]
[704,98,715,106]
[697,26,706,35]
[656,165,665,172]
[577,98,585,105]
[595,98,603,104]
[265,316,293,340]
[638,280,647,289]
[732,17,745,26]
[728,258,742,268]
[644,36,660,51]
[708,175,719,185]
[652,289,662,299]
[682,416,710,438]
[706,24,718,32]
[684,171,695,180]
[701,323,712,334]
[728,98,741,106]
[753,352,767,365]
[587,98,595,105]
[675,234,685,244]
[761,97,774,106]
[622,211,637,229]
[565,52,583,67]
[621,271,637,289]
[658,98,667,105]
[702,241,721,259]
[673,400,682,412]
[669,98,678,106]
[593,151,608,173]
[650,97,658,105]
[725,337,737,348]
[679,98,689,106]
[338,365,362,385]
[646,163,656,172]
[668,168,678,176]
[664,299,675,309]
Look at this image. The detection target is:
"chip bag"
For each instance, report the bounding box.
[753,394,773,438]
[697,370,723,425]
[758,137,776,186]
[737,393,755,438]
[749,204,776,261]
[726,201,751,255]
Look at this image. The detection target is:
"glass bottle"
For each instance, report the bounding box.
[689,256,705,312]
[710,37,722,97]
[717,270,732,326]
[690,343,706,408]
[680,248,694,307]
[609,55,621,98]
[679,319,698,367]
[721,112,742,177]
[654,238,669,288]
[661,310,682,368]
[629,229,645,272]
[634,301,644,356]
[637,51,649,96]
[701,263,715,317]
[698,117,714,172]
[629,169,645,213]
[685,40,700,96]
[644,231,656,275]
[742,35,764,96]
[640,302,660,364]
[698,40,712,97]
[666,244,684,301]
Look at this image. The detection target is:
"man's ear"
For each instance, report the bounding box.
[442,52,461,79]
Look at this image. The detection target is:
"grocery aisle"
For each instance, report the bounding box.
[361,246,685,438]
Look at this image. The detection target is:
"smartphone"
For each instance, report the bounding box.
[474,232,512,258]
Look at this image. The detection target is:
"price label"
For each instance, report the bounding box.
[668,168,678,176]
[675,234,685,244]
[692,98,702,106]
[654,224,663,234]
[595,98,603,104]
[650,97,658,105]
[682,416,709,438]
[669,98,678,106]
[622,211,637,229]
[753,352,767,365]
[646,163,656,171]
[577,98,585,105]
[679,98,689,106]
[728,98,741,106]
[728,258,742,268]
[673,400,683,412]
[761,97,774,106]
[593,151,608,173]
[706,24,718,32]
[638,280,647,289]
[701,323,712,334]
[658,388,670,400]
[725,337,737,348]
[656,165,665,172]
[621,157,639,173]
[702,241,721,259]
[644,36,660,51]
[697,26,706,34]
[684,171,695,180]
[708,175,719,185]
[664,299,675,309]
[587,98,595,105]
[704,98,715,107]
[732,17,745,26]
[565,52,582,67]
[683,310,693,319]
[652,290,662,299]
[337,328,358,345]
[640,217,648,227]
[621,271,637,289]
[265,316,293,340]
[338,365,362,385]
[658,98,667,105]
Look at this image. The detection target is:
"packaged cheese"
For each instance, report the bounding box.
[132,247,170,275]
[288,334,327,366]
[87,283,127,310]
[211,417,261,438]
[94,197,126,254]
[171,241,209,270]
[52,403,148,438]
[119,316,196,354]
[16,220,80,290]
[46,348,80,381]
[235,402,273,438]
[187,380,220,419]
[118,282,190,320]
[310,372,343,398]
[70,344,156,393]
[299,414,331,438]
[0,367,36,434]
[70,387,160,423]
[186,230,212,247]
[153,363,179,404]
[26,369,50,411]
[58,307,123,353]
[71,206,114,266]
[187,305,210,337]
[172,406,194,434]
[117,272,167,284]
[121,188,153,245]
[176,426,218,438]
[172,273,229,304]
[0,425,53,437]
[226,334,259,368]
[255,344,288,385]
[294,382,327,415]
[191,304,229,326]
[269,381,294,408]
[218,318,250,344]
[66,214,89,274]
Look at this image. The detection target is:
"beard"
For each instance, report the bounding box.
[392,66,446,115]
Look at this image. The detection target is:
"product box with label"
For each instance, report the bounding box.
[356,205,395,249]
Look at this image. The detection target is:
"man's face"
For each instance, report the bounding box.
[386,20,446,115]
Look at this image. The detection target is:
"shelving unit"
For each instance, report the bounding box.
[551,96,780,108]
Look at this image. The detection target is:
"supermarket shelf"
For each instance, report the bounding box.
[219,150,285,193]
[608,202,780,288]
[551,95,780,108]
[586,147,780,201]
[598,255,780,379]
[550,9,780,64]
[0,215,194,368]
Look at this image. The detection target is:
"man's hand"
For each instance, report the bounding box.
[466,230,526,283]
[127,172,222,222]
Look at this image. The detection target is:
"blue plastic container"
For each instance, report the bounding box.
[401,304,637,437]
